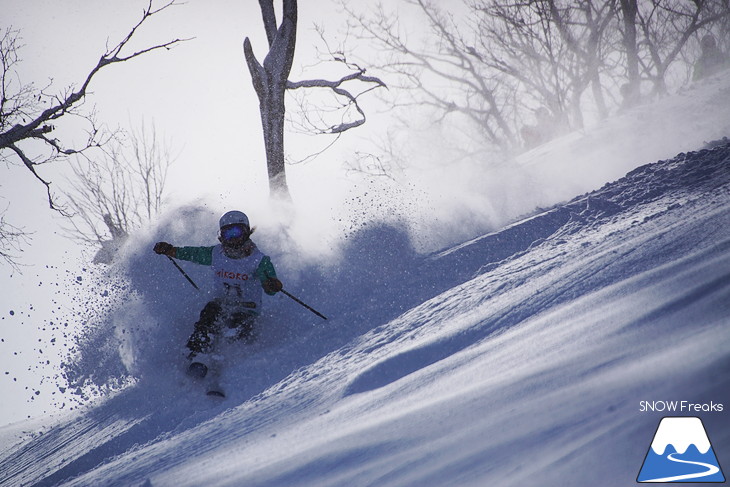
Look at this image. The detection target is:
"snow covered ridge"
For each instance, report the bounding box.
[433,139,730,278]
[0,140,729,486]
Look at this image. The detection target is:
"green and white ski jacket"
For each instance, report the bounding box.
[175,242,278,313]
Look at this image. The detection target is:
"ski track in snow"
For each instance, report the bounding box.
[2,107,730,484]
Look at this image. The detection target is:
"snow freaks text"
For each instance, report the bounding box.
[639,401,724,413]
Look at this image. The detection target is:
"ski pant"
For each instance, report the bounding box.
[186,298,256,356]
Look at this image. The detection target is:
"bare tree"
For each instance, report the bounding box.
[635,0,730,96]
[0,1,186,266]
[345,0,617,153]
[346,0,730,162]
[243,0,385,200]
[545,0,617,121]
[345,0,520,152]
[468,0,619,135]
[0,1,186,215]
[478,0,577,136]
[64,122,174,263]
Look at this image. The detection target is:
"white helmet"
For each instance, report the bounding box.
[219,210,249,229]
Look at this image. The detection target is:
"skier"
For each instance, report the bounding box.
[693,34,727,81]
[153,210,283,374]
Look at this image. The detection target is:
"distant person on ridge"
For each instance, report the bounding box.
[693,34,727,81]
[520,107,559,149]
[153,210,282,368]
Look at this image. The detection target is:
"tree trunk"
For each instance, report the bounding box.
[258,76,288,198]
[588,50,608,120]
[619,0,640,106]
[243,0,297,201]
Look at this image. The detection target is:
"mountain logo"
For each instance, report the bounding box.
[637,416,725,483]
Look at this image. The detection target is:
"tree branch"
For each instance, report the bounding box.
[287,65,386,133]
[0,0,188,212]
[8,143,66,213]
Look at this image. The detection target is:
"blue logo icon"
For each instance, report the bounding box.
[638,417,725,483]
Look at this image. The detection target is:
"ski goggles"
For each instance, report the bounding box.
[220,224,250,241]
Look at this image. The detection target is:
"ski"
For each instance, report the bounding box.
[187,361,208,379]
[185,354,226,398]
[205,355,225,398]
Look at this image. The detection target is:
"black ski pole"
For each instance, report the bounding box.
[280,289,328,320]
[166,255,200,290]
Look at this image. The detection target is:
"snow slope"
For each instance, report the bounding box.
[1,131,729,485]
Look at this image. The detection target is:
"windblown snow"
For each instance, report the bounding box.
[1,78,729,487]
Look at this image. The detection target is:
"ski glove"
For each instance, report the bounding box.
[263,277,283,294]
[153,241,176,257]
